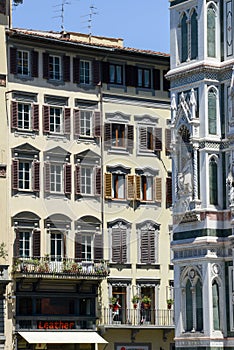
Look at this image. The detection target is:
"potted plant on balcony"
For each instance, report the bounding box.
[141,295,151,309]
[131,295,140,309]
[167,298,174,310]
[109,296,117,309]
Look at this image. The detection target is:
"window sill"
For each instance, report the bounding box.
[137,150,160,157]
[136,264,160,270]
[76,136,96,144]
[46,134,69,141]
[109,263,132,270]
[107,148,130,155]
[15,74,33,82]
[14,130,36,138]
[47,79,65,86]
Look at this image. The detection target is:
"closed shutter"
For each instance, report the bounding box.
[10,47,17,74]
[12,160,19,190]
[75,165,81,195]
[33,230,41,257]
[125,65,137,86]
[63,234,67,258]
[149,230,155,263]
[11,101,18,129]
[141,230,155,263]
[94,234,103,260]
[64,108,71,134]
[33,161,40,192]
[102,62,110,83]
[127,175,135,200]
[105,173,112,198]
[94,111,101,137]
[32,104,39,131]
[104,123,111,149]
[74,109,80,137]
[31,51,39,78]
[43,105,50,132]
[163,70,170,91]
[155,177,162,202]
[165,128,171,155]
[92,60,100,85]
[14,230,20,257]
[44,163,51,193]
[112,228,127,263]
[153,69,161,90]
[63,55,70,82]
[135,175,141,200]
[73,57,80,84]
[75,233,82,260]
[43,52,49,79]
[64,164,72,194]
[166,177,172,207]
[139,127,147,150]
[95,167,101,196]
[127,124,134,150]
[155,128,162,151]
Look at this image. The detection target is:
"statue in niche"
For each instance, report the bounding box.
[178,149,193,197]
[227,160,234,206]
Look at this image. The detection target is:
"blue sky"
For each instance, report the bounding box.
[12,0,170,53]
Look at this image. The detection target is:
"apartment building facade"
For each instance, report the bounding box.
[0,1,173,349]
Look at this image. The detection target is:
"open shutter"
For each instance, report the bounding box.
[73,57,80,84]
[63,55,70,82]
[166,177,172,207]
[95,167,101,196]
[94,111,101,137]
[127,124,134,150]
[14,230,20,257]
[163,70,170,91]
[102,62,110,83]
[32,104,39,131]
[44,163,51,193]
[33,230,41,257]
[11,101,18,129]
[165,128,171,155]
[33,161,40,192]
[64,164,72,194]
[155,177,162,202]
[74,109,80,137]
[92,60,100,85]
[139,126,147,150]
[43,52,49,79]
[127,175,135,200]
[31,51,39,78]
[43,105,50,132]
[105,173,112,199]
[75,233,82,260]
[104,123,111,149]
[155,128,162,151]
[94,234,103,260]
[64,108,71,134]
[136,175,141,200]
[12,160,19,190]
[75,165,81,195]
[10,47,17,74]
[153,69,161,90]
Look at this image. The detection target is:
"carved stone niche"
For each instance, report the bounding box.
[0,165,6,178]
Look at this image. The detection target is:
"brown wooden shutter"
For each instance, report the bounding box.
[102,62,110,83]
[74,109,80,137]
[105,173,112,198]
[155,177,162,202]
[64,108,71,134]
[43,105,50,132]
[121,229,127,263]
[136,175,141,200]
[75,165,81,195]
[153,69,161,90]
[12,160,19,190]
[125,65,137,86]
[33,230,41,257]
[165,128,171,155]
[64,164,72,194]
[32,104,39,131]
[44,163,51,193]
[94,234,103,260]
[73,57,80,84]
[63,55,70,82]
[139,127,147,150]
[149,231,155,263]
[112,228,121,262]
[92,60,100,85]
[33,161,40,192]
[94,111,101,137]
[43,52,49,79]
[10,47,17,74]
[95,167,101,196]
[141,230,155,263]
[127,124,134,150]
[127,175,135,200]
[155,128,162,151]
[166,177,172,208]
[163,70,170,91]
[11,101,18,129]
[75,233,82,260]
[104,123,111,149]
[31,51,39,78]
[14,230,20,257]
[63,234,67,258]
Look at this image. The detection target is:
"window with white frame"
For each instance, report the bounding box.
[17,50,30,76]
[105,167,135,201]
[80,110,93,136]
[138,68,151,88]
[73,106,100,139]
[82,235,93,261]
[18,161,31,190]
[10,47,38,78]
[109,64,123,84]
[80,60,91,84]
[135,168,162,203]
[11,97,39,132]
[49,55,61,80]
[50,164,63,193]
[50,232,63,261]
[43,101,70,136]
[17,103,31,130]
[19,231,31,258]
[49,107,63,133]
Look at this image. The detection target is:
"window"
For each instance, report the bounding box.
[181,13,188,63]
[112,174,125,199]
[17,50,30,76]
[82,235,93,260]
[80,110,92,136]
[49,55,61,80]
[110,64,123,84]
[19,161,31,190]
[191,10,198,60]
[209,157,218,205]
[138,68,151,88]
[137,221,159,264]
[208,87,217,135]
[207,3,217,58]
[136,175,154,201]
[43,105,71,135]
[50,232,63,261]
[50,164,63,193]
[185,279,193,331]
[50,107,62,133]
[108,221,129,263]
[10,47,38,78]
[11,101,39,132]
[180,9,198,63]
[74,109,100,139]
[43,53,70,82]
[19,231,31,258]
[138,125,162,153]
[104,122,134,151]
[80,60,91,84]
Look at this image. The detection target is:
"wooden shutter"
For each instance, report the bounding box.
[74,109,80,137]
[64,164,72,194]
[31,51,39,78]
[43,105,50,132]
[104,123,111,149]
[105,173,112,199]
[163,70,170,91]
[75,233,82,260]
[92,60,100,85]
[149,230,156,263]
[73,57,80,84]
[127,175,135,200]
[32,104,39,131]
[95,167,101,196]
[166,177,172,207]
[11,101,18,129]
[155,177,162,202]
[153,69,161,90]
[139,127,147,150]
[44,163,51,193]
[125,65,137,86]
[12,160,19,190]
[136,175,141,200]
[14,230,20,257]
[33,230,41,257]
[94,111,101,137]
[155,128,162,151]
[64,108,71,134]
[63,234,67,258]
[127,124,134,150]
[43,52,49,79]
[165,128,171,155]
[10,47,17,74]
[33,161,40,192]
[63,55,70,82]
[141,230,155,263]
[94,234,103,260]
[75,165,81,195]
[102,62,110,83]
[112,228,121,262]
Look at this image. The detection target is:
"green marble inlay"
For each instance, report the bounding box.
[173,228,232,241]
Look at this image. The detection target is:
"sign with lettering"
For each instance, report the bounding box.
[37,321,75,330]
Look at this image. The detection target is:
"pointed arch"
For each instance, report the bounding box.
[207,2,217,57]
[208,86,218,135]
[181,12,188,62]
[212,279,220,330]
[190,8,198,59]
[209,155,218,205]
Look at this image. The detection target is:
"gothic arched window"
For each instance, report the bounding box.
[212,280,220,330]
[185,279,193,331]
[207,3,217,57]
[209,157,218,205]
[208,87,217,135]
[191,9,198,59]
[181,13,188,62]
[196,279,203,331]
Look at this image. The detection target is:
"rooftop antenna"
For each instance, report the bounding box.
[53,0,71,32]
[81,4,98,43]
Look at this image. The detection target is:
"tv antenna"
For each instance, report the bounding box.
[53,0,71,31]
[81,5,98,42]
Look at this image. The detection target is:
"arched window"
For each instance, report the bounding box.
[207,4,216,57]
[212,280,220,330]
[181,13,188,62]
[191,10,198,59]
[209,157,218,205]
[208,88,217,135]
[196,279,203,331]
[186,279,193,331]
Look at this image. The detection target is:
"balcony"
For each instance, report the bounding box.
[99,307,174,328]
[12,257,109,280]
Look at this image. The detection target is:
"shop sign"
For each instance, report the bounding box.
[37,320,75,329]
[116,346,149,350]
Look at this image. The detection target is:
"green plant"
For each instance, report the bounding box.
[131,295,140,304]
[0,242,8,260]
[141,295,151,304]
[167,298,174,305]
[109,296,117,305]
